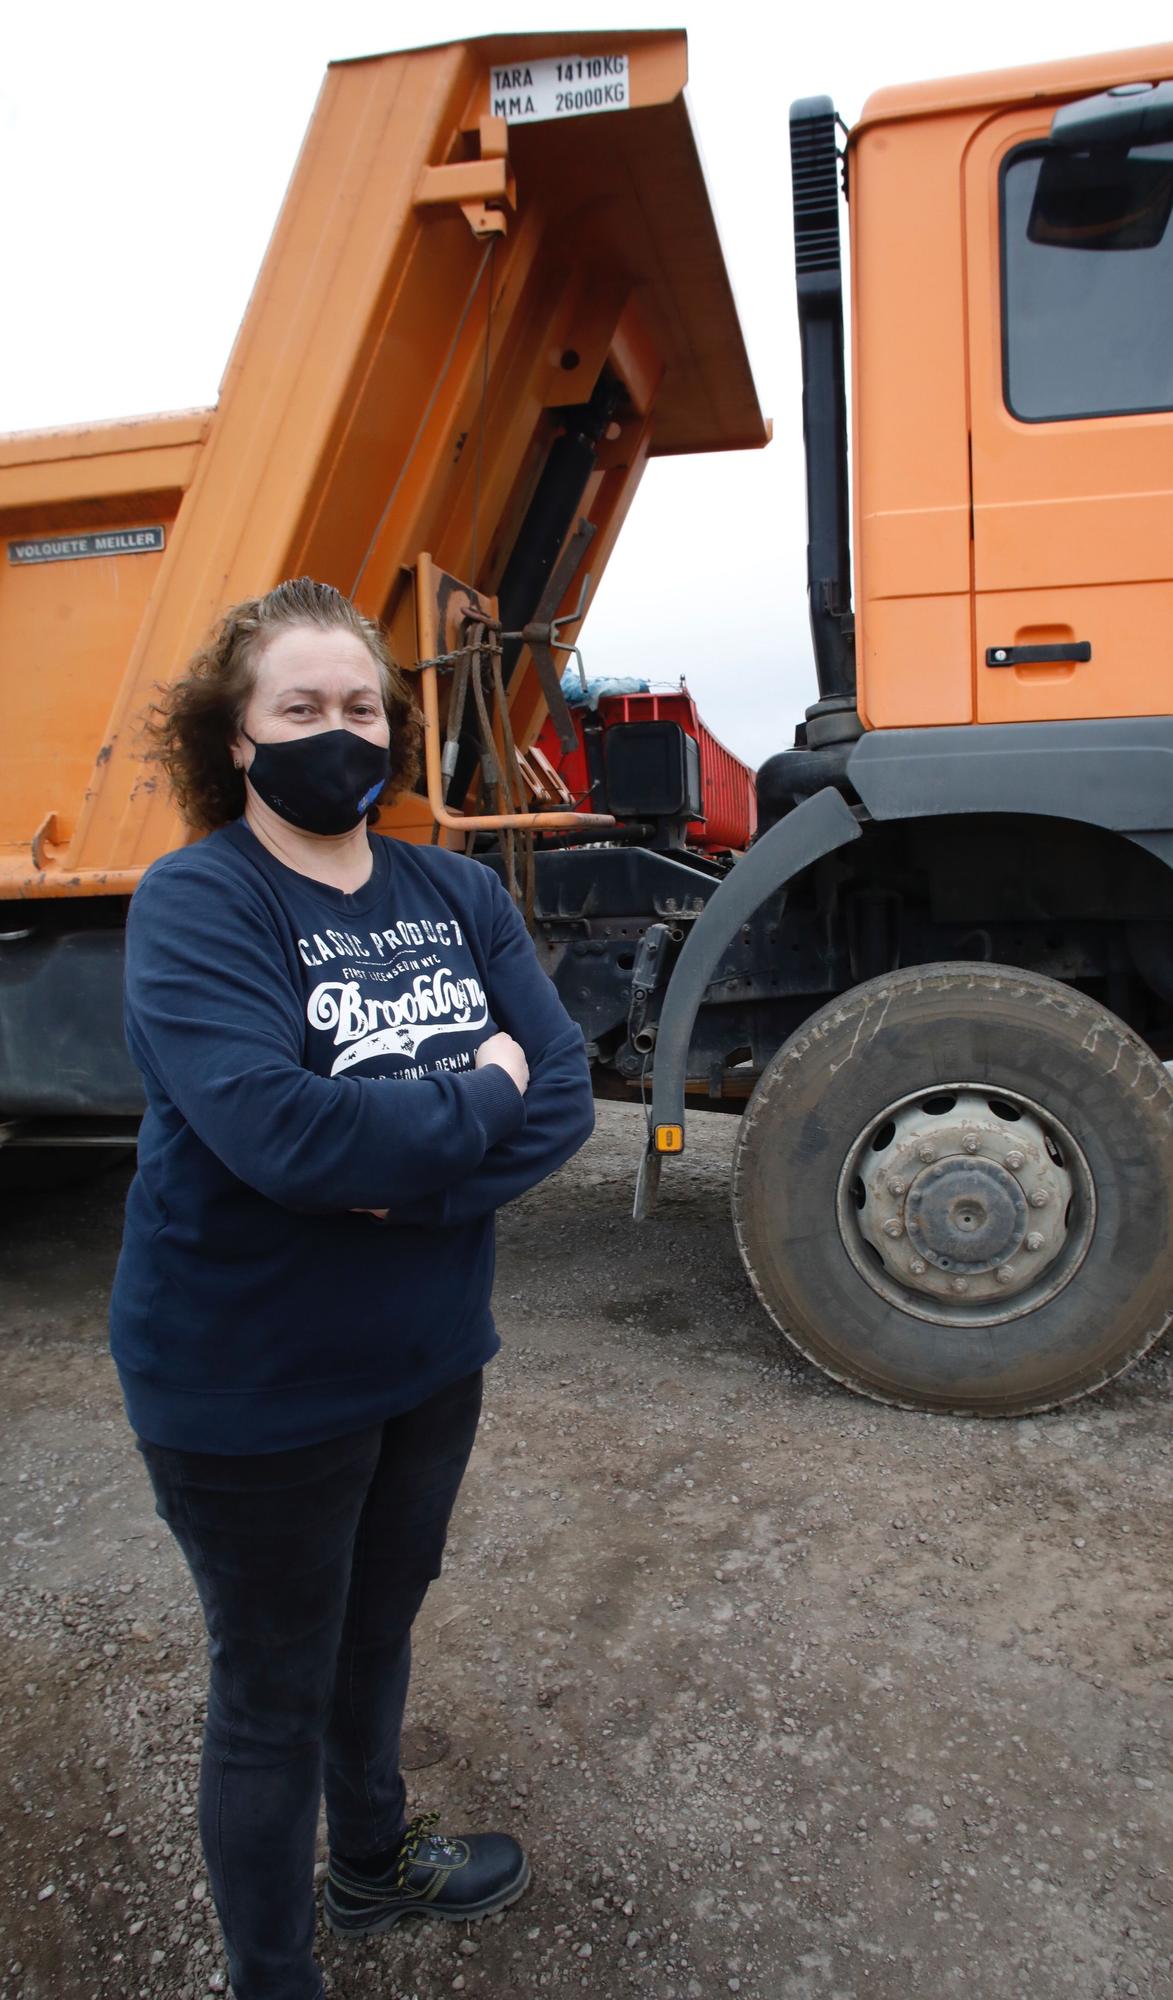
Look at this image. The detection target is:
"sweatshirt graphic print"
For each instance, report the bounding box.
[299,915,488,1080]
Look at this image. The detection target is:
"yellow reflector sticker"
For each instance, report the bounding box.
[654,1124,684,1154]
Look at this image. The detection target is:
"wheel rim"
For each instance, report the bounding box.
[835,1083,1096,1328]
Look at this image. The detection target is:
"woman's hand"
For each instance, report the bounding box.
[476,1031,530,1096]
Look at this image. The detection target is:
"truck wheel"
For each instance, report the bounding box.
[730,963,1173,1415]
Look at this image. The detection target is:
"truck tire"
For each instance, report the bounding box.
[730,962,1173,1416]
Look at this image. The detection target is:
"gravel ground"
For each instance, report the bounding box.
[1,1101,1171,2000]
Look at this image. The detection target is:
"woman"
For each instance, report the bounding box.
[110,576,595,2000]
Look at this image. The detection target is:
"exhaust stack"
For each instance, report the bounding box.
[790,97,858,744]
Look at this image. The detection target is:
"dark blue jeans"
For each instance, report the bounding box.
[137,1369,483,2000]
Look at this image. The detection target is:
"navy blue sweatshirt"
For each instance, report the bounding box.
[110,821,595,1453]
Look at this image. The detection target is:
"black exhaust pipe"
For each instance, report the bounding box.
[790,97,858,745]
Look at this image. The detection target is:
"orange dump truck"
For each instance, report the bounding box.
[3,32,1172,1417]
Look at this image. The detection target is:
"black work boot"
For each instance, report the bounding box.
[323,1812,531,1934]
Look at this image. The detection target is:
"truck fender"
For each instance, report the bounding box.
[636,786,861,1217]
[847,719,1173,868]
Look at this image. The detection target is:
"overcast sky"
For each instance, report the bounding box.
[4,2,1171,763]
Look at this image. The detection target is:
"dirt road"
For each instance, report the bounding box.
[2,1104,1170,2000]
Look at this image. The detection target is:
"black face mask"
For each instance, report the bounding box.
[241,729,390,836]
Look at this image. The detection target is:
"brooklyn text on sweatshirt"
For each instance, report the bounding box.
[110,821,595,1453]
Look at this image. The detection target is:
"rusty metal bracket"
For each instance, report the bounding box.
[30,811,60,870]
[518,742,574,807]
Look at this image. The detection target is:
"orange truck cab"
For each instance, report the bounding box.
[2,33,1172,1418]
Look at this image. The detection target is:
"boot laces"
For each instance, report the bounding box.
[396,1811,461,1885]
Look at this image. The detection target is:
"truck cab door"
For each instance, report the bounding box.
[963,104,1173,723]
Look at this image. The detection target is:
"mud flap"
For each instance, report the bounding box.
[633,1144,662,1221]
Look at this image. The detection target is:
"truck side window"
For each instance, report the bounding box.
[1001,142,1173,421]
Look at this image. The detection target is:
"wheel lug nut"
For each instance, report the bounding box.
[886,1178,906,1198]
[1025,1231,1045,1252]
[882,1219,904,1238]
[1005,1149,1025,1170]
[950,1277,969,1294]
[962,1135,979,1154]
[995,1265,1015,1286]
[909,1258,927,1276]
[918,1146,935,1164]
[1029,1189,1049,1208]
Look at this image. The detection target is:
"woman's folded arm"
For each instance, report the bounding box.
[126,865,525,1212]
[378,873,595,1227]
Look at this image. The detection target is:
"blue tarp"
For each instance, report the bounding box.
[562,668,650,710]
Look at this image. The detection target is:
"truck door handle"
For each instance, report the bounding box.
[986,642,1091,667]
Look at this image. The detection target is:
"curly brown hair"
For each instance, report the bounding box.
[143,577,422,834]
